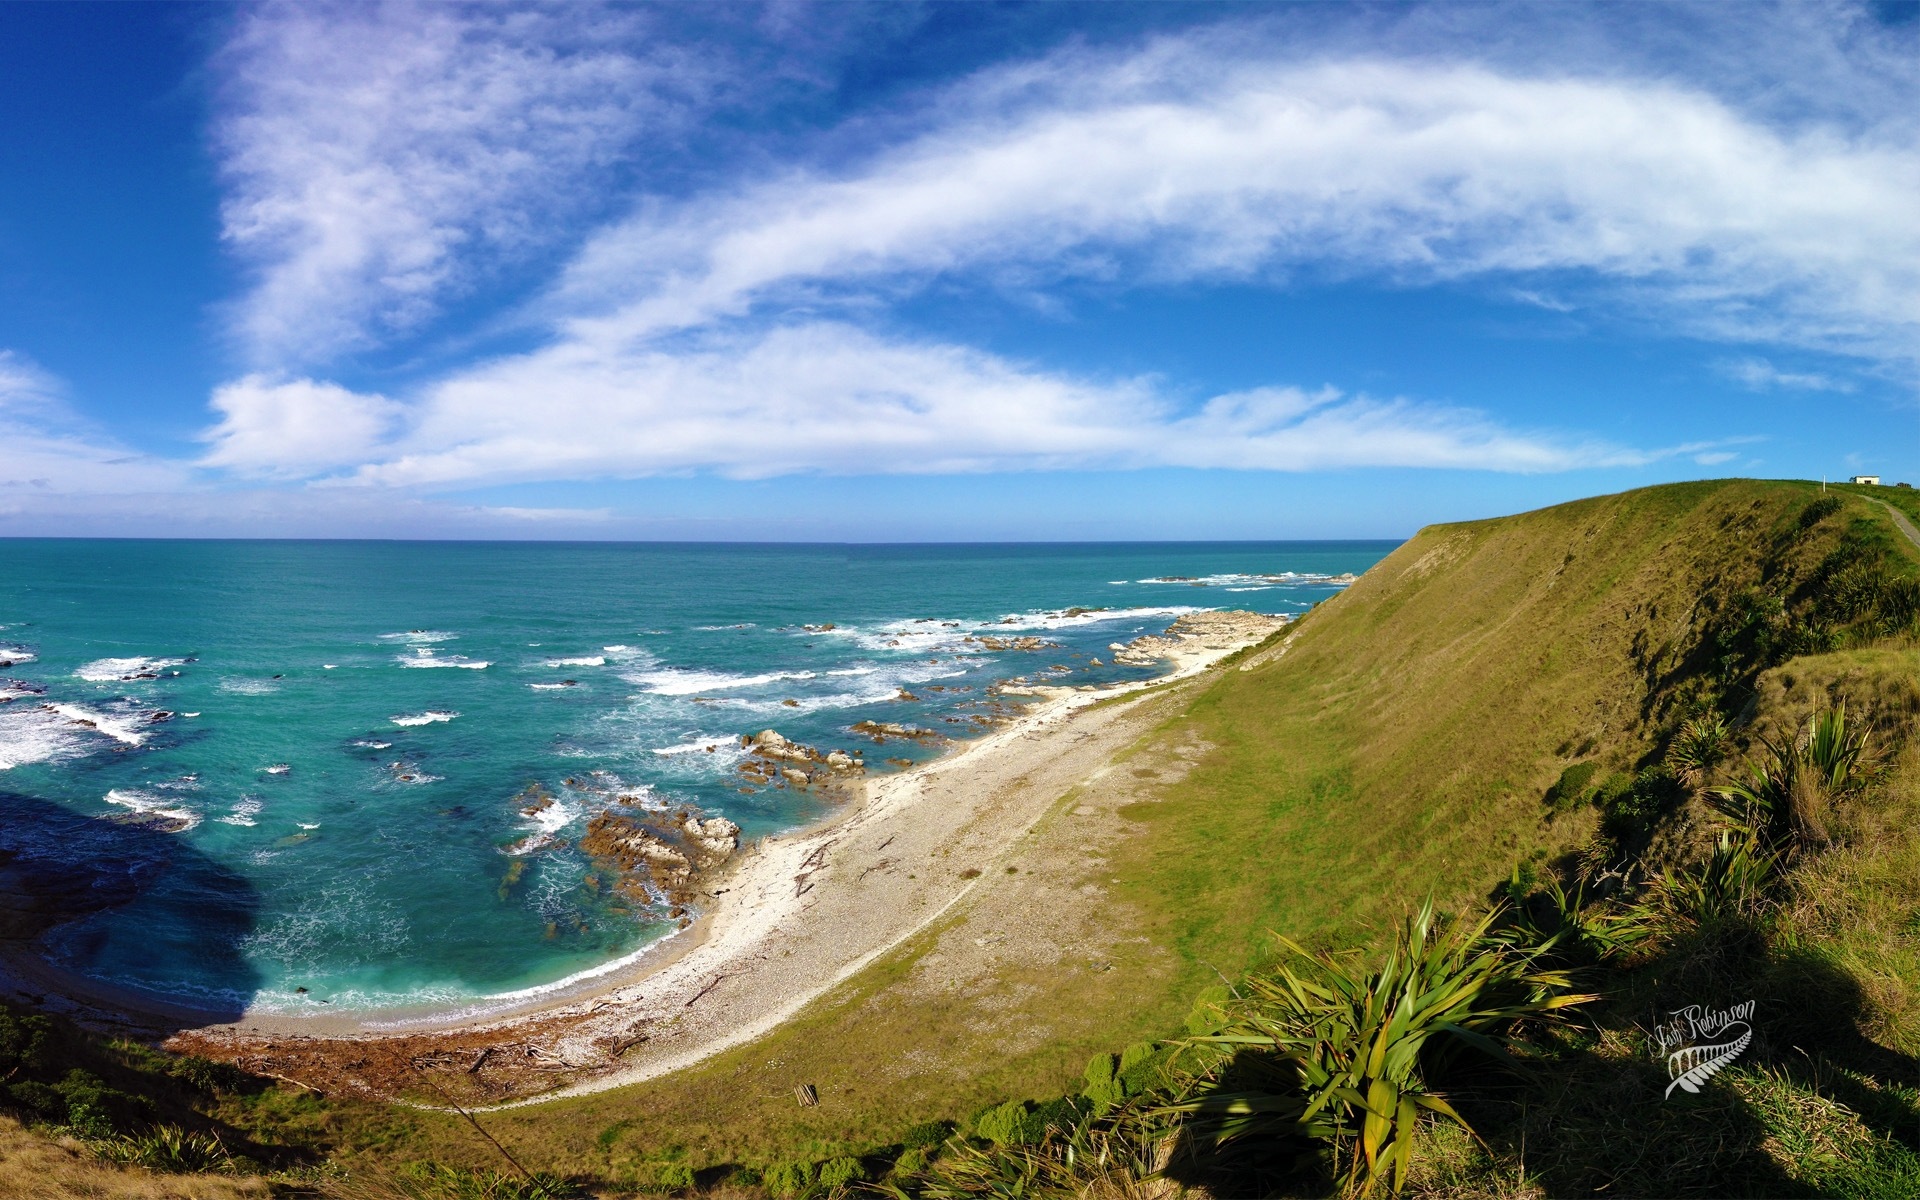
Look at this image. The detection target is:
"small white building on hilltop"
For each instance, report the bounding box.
[1851,475,1881,485]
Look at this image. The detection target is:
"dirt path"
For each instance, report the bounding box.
[1869,496,1920,553]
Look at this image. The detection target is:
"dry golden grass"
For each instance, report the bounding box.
[0,1116,272,1200]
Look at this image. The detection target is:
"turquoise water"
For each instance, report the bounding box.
[0,540,1393,1016]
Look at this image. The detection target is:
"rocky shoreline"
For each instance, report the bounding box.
[2,610,1294,1106]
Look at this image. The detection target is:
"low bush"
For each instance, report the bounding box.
[762,1159,814,1198]
[1543,761,1600,813]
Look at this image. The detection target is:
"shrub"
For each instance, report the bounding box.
[763,1159,814,1198]
[1543,761,1599,813]
[972,1099,1039,1147]
[1596,768,1681,841]
[53,1070,150,1136]
[1115,1041,1168,1096]
[5,1079,64,1120]
[815,1156,863,1190]
[653,1161,694,1190]
[167,1054,249,1096]
[1082,1052,1125,1113]
[900,1119,952,1150]
[0,1010,54,1080]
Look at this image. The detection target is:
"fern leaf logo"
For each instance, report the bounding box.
[1664,1022,1751,1098]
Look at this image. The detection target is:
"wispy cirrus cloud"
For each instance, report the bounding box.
[1718,356,1855,393]
[554,54,1920,363]
[214,0,717,368]
[0,351,188,497]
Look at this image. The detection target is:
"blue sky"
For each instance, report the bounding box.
[0,0,1915,540]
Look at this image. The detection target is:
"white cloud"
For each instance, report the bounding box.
[215,0,711,366]
[300,322,1617,487]
[554,55,1920,364]
[199,19,1920,492]
[1718,356,1855,392]
[0,351,188,496]
[200,375,404,476]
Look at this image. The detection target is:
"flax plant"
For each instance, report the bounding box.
[1166,901,1594,1197]
[1706,704,1873,852]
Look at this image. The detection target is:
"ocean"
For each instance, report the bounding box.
[0,539,1393,1017]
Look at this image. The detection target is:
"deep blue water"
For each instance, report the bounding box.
[0,540,1393,1015]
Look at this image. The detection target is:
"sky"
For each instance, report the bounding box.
[0,0,1916,541]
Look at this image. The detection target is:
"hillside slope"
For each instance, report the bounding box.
[1112,478,1918,965]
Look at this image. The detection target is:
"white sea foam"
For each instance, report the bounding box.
[826,606,1204,657]
[218,798,263,827]
[45,702,147,746]
[379,630,457,643]
[263,764,291,775]
[352,738,393,749]
[545,655,606,667]
[0,645,35,664]
[391,711,459,727]
[695,685,902,714]
[627,668,817,696]
[398,648,490,669]
[297,822,321,830]
[1127,571,1354,588]
[524,797,579,837]
[103,788,200,830]
[503,793,583,854]
[652,735,741,757]
[528,682,575,691]
[990,604,1207,632]
[75,655,186,682]
[0,704,91,770]
[220,678,280,695]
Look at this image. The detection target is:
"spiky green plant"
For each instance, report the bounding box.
[1667,713,1731,787]
[92,1123,234,1173]
[1651,833,1779,925]
[1706,704,1872,851]
[1512,877,1657,964]
[1166,901,1594,1197]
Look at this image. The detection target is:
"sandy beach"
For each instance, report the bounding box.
[3,612,1287,1106]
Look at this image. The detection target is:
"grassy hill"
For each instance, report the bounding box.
[6,478,1919,1198]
